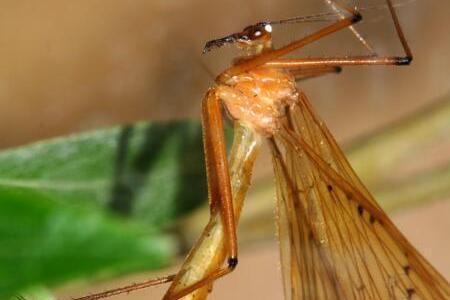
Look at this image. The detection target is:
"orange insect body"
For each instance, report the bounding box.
[218,67,298,135]
[165,0,449,297]
[74,1,450,299]
[213,57,450,300]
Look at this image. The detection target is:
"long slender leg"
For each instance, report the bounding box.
[70,275,176,300]
[266,0,412,68]
[266,55,410,68]
[200,88,237,263]
[163,88,239,300]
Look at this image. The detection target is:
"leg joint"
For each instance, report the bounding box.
[351,11,362,24]
[395,56,413,65]
[227,257,238,270]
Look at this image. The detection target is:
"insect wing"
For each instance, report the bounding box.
[270,92,450,299]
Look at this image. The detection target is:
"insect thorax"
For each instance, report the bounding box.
[217,67,298,136]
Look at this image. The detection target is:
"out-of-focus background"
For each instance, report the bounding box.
[1,0,449,148]
[1,0,449,299]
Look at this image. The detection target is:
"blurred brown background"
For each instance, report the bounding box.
[2,0,449,299]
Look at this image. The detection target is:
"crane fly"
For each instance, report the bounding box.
[74,0,450,299]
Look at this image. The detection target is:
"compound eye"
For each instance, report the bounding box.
[249,23,272,40]
[263,23,272,33]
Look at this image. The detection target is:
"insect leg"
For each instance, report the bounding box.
[163,88,239,300]
[70,275,176,300]
[201,88,237,264]
[266,0,412,68]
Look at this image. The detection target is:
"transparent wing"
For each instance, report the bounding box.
[270,91,450,300]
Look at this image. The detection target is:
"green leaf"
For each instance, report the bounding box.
[0,187,174,299]
[0,121,209,228]
[11,286,56,300]
[0,120,230,298]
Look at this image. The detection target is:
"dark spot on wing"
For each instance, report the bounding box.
[403,265,411,275]
[407,288,415,298]
[327,184,333,192]
[357,205,364,216]
[369,214,376,224]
